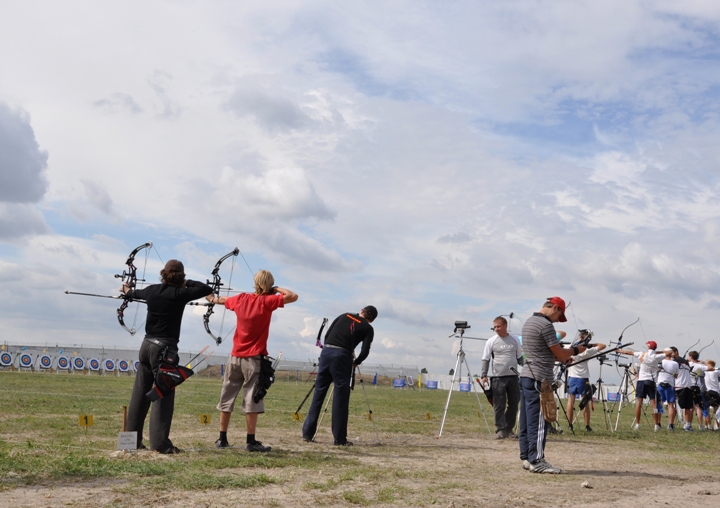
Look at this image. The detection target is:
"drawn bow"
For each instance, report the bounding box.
[203,248,239,345]
[114,242,154,335]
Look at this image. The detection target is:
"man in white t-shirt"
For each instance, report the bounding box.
[688,351,709,430]
[670,347,695,431]
[617,341,661,431]
[704,360,720,430]
[657,348,679,431]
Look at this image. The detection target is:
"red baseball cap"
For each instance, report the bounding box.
[646,341,657,350]
[547,296,567,322]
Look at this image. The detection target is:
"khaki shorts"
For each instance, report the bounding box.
[217,355,264,414]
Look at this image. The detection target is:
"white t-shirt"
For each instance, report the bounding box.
[568,346,601,379]
[689,361,709,387]
[634,350,659,381]
[675,359,693,389]
[705,369,720,393]
[658,359,679,385]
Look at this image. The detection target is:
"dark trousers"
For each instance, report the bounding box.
[519,377,548,464]
[491,376,520,433]
[126,340,176,451]
[302,347,354,444]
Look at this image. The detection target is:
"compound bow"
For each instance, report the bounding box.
[114,242,154,335]
[203,248,239,345]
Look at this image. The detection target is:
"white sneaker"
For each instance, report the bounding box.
[530,460,562,474]
[654,424,661,432]
[522,460,532,470]
[632,423,640,431]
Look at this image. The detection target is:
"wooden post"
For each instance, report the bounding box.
[122,405,127,432]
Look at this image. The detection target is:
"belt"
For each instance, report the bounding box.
[325,344,351,352]
[144,338,172,347]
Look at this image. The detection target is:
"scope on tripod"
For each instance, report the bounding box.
[618,363,630,368]
[454,321,470,331]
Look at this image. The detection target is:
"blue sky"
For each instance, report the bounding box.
[3,1,720,380]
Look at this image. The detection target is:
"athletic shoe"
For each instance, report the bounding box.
[667,423,675,431]
[506,431,518,439]
[246,441,272,452]
[698,425,705,431]
[215,438,230,448]
[684,425,693,432]
[654,424,661,432]
[530,460,562,474]
[522,460,532,470]
[333,440,353,446]
[568,423,574,432]
[585,426,593,432]
[157,446,183,454]
[494,431,506,440]
[632,423,640,431]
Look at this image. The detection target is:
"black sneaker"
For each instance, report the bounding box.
[568,423,574,432]
[157,446,183,454]
[585,425,593,432]
[246,441,271,452]
[215,438,230,449]
[334,440,354,446]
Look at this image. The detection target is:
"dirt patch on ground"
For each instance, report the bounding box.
[2,425,719,508]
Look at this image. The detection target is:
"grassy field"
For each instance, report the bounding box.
[1,370,719,507]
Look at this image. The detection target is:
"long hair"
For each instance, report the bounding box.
[161,269,185,286]
[254,270,275,295]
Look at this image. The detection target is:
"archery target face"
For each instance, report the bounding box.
[57,356,70,369]
[133,360,140,371]
[39,355,52,369]
[103,359,115,371]
[19,353,33,367]
[89,358,100,371]
[0,352,12,367]
[73,357,85,370]
[118,360,129,372]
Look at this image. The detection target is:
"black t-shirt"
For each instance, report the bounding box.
[324,313,374,365]
[130,280,213,345]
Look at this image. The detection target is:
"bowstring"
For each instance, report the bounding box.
[132,244,164,333]
[131,246,153,332]
[218,256,236,340]
[217,250,254,344]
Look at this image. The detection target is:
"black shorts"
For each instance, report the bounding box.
[636,380,656,400]
[676,387,694,410]
[706,390,720,408]
[691,386,703,406]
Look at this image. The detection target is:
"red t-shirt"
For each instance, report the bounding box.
[224,293,284,358]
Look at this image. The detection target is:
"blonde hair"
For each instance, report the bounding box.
[254,270,275,295]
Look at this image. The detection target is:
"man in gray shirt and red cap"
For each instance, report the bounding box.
[519,297,588,474]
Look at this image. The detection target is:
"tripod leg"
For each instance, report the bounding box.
[463,354,491,435]
[438,352,463,438]
[312,384,334,442]
[293,382,316,421]
[554,387,574,435]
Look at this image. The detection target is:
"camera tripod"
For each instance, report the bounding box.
[612,362,650,431]
[591,355,614,432]
[438,325,491,437]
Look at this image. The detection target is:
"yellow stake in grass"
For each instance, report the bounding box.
[199,414,211,425]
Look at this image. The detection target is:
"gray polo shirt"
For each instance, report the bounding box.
[519,313,559,382]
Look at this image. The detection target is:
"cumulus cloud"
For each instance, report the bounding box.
[225,86,311,133]
[0,103,48,203]
[80,179,116,217]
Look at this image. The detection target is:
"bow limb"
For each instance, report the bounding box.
[697,339,715,357]
[315,318,328,349]
[203,248,239,345]
[682,337,701,359]
[114,242,153,335]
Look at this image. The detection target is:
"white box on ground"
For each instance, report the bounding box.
[117,431,138,450]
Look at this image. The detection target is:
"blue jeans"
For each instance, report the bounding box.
[518,377,548,464]
[302,347,354,444]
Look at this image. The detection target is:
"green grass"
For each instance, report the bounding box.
[0,369,717,498]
